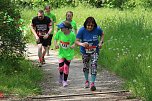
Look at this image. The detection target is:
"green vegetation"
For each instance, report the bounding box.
[0,0,43,97]
[0,58,43,96]
[1,0,152,100]
[23,6,152,100]
[98,8,152,101]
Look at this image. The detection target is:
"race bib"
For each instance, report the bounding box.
[85,46,96,53]
[60,41,70,49]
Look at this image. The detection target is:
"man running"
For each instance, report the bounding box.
[31,10,52,66]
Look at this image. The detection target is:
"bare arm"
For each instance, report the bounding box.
[98,32,104,49]
[30,24,39,40]
[54,40,59,49]
[75,38,89,48]
[47,22,53,35]
[43,22,53,39]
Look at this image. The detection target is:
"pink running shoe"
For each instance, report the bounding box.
[63,81,68,87]
[84,81,89,88]
[90,82,96,91]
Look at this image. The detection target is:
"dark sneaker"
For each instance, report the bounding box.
[90,83,96,91]
[84,81,89,88]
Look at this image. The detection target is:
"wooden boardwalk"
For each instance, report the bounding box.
[20,44,141,101]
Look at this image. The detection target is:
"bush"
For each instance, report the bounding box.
[0,0,26,58]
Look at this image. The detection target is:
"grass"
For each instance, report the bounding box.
[20,5,152,100]
[0,58,43,97]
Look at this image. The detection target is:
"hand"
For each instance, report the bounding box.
[70,44,75,49]
[36,36,39,40]
[43,34,49,39]
[55,45,59,49]
[98,42,103,49]
[82,42,89,48]
[36,38,40,44]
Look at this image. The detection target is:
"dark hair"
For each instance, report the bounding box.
[83,17,97,28]
[44,5,51,10]
[66,11,73,16]
[38,10,44,14]
[63,20,72,29]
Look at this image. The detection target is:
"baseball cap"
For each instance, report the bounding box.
[57,21,72,29]
[57,23,66,29]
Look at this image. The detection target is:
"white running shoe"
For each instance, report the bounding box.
[63,81,68,87]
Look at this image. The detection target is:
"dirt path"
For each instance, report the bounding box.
[25,44,141,101]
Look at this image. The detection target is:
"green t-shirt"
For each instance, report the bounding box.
[54,30,76,60]
[45,12,56,34]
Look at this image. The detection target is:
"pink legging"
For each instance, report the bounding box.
[58,58,71,74]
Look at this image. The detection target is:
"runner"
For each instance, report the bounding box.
[57,11,77,34]
[54,21,76,87]
[44,5,57,55]
[31,10,52,66]
[75,17,104,91]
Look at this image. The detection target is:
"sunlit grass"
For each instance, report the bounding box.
[0,58,43,96]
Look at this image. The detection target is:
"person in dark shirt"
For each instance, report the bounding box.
[31,10,52,66]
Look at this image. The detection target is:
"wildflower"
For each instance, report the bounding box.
[133,79,137,83]
[147,66,150,68]
[138,54,141,57]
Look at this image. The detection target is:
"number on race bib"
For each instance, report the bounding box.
[60,41,70,49]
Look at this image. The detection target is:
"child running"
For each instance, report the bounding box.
[57,11,77,34]
[54,21,76,87]
[44,5,57,55]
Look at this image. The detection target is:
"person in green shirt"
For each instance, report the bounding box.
[57,11,77,34]
[54,21,76,87]
[44,5,57,55]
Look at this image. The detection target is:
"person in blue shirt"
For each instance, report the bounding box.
[75,17,104,91]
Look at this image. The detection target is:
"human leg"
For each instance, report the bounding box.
[37,44,43,66]
[42,46,47,63]
[58,59,64,84]
[46,34,53,56]
[82,54,90,88]
[63,59,71,87]
[90,52,98,91]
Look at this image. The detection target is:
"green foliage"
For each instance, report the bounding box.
[0,0,26,58]
[98,9,152,101]
[21,5,152,100]
[13,0,152,9]
[15,0,78,9]
[0,58,43,96]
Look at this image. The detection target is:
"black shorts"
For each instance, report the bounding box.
[47,34,53,46]
[36,36,49,47]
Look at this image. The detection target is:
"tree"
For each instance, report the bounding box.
[0,0,26,58]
